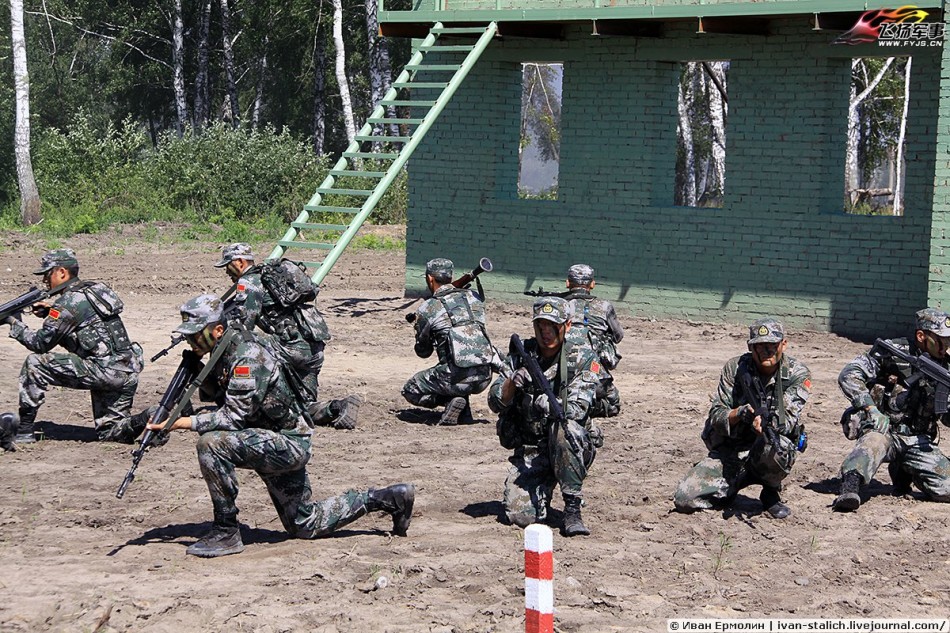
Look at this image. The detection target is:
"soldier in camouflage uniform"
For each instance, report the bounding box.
[403,258,495,426]
[215,243,361,430]
[563,264,623,418]
[832,308,950,511]
[0,249,145,448]
[673,318,811,519]
[488,297,602,537]
[149,294,415,558]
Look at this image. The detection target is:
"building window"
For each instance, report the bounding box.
[519,62,562,200]
[675,61,729,208]
[845,57,911,216]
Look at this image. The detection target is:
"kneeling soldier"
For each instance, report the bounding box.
[148,294,415,558]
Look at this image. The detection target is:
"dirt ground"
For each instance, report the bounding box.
[0,225,947,633]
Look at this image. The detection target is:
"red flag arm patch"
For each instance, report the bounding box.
[803,379,812,391]
[236,284,246,292]
[590,360,601,374]
[48,308,61,320]
[233,365,251,377]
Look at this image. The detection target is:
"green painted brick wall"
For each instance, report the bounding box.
[404,19,943,337]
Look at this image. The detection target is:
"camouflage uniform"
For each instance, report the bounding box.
[215,244,351,428]
[564,265,623,418]
[835,311,950,502]
[488,298,601,529]
[674,319,811,514]
[402,258,494,420]
[5,249,143,443]
[172,295,413,554]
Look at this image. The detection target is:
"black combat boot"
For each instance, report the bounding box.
[367,483,415,536]
[833,471,863,512]
[331,394,363,430]
[439,397,467,426]
[888,461,913,496]
[0,413,17,452]
[562,495,590,537]
[760,486,791,519]
[186,514,245,558]
[15,408,36,445]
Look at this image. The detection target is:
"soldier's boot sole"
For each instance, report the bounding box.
[333,395,364,430]
[832,493,861,512]
[186,527,245,558]
[439,398,467,426]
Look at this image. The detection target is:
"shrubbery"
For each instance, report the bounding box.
[1,112,408,240]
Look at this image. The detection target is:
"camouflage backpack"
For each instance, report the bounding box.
[438,289,493,368]
[260,259,317,309]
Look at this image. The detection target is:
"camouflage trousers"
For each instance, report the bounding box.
[19,351,139,441]
[195,429,370,537]
[673,434,797,512]
[402,362,492,409]
[840,430,950,501]
[504,419,596,527]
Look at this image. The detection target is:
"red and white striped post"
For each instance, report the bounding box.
[524,524,554,633]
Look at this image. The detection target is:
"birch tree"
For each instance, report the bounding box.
[846,57,894,206]
[312,20,327,154]
[194,0,213,131]
[10,0,41,225]
[676,70,697,207]
[169,0,188,136]
[332,0,356,144]
[220,0,240,127]
[365,0,395,142]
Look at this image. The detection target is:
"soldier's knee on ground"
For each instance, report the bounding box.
[672,483,703,513]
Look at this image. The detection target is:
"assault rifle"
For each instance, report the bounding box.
[736,370,785,452]
[508,333,580,454]
[116,348,205,498]
[405,257,493,323]
[871,338,950,415]
[0,282,71,323]
[523,287,569,298]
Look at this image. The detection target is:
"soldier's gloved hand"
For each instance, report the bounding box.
[533,393,551,416]
[510,367,532,390]
[31,302,50,318]
[867,406,891,434]
[735,404,756,424]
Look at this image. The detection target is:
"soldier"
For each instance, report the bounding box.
[673,317,811,519]
[563,264,623,418]
[0,249,145,448]
[402,258,495,425]
[488,297,602,537]
[214,243,361,430]
[148,294,415,558]
[832,308,950,511]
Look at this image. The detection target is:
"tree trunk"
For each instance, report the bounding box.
[706,62,727,202]
[171,0,188,137]
[194,0,212,131]
[846,57,894,206]
[312,20,327,155]
[677,67,697,207]
[10,0,41,225]
[332,0,356,144]
[219,0,240,127]
[365,0,395,143]
[893,57,911,216]
[252,34,269,130]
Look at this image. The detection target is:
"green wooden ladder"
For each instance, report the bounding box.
[267,22,498,284]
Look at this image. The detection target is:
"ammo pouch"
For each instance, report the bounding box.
[439,292,492,369]
[78,282,132,353]
[293,304,330,343]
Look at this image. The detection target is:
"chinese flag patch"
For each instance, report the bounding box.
[237,284,246,292]
[48,308,60,320]
[804,379,812,390]
[234,365,251,377]
[590,361,601,374]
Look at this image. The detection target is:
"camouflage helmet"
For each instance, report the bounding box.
[532,296,573,325]
[747,317,786,345]
[174,294,224,335]
[567,264,595,287]
[915,307,950,337]
[33,248,79,275]
[214,243,256,268]
[425,258,454,283]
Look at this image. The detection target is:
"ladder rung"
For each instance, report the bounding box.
[343,151,399,159]
[291,222,349,231]
[380,100,436,107]
[393,82,448,89]
[303,205,362,213]
[367,117,424,125]
[419,44,476,52]
[405,64,461,72]
[431,26,492,34]
[329,169,387,178]
[278,240,334,250]
[355,134,411,143]
[315,188,373,197]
